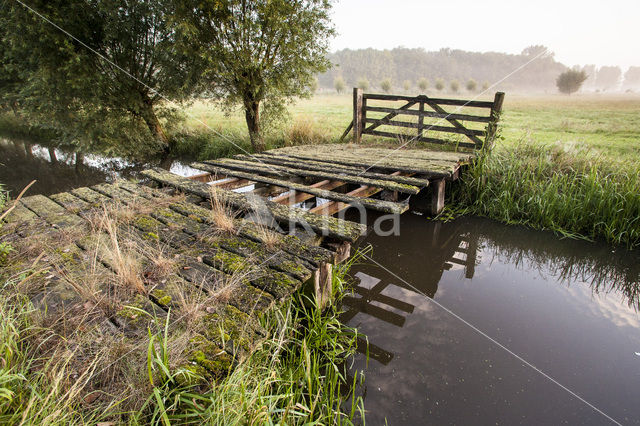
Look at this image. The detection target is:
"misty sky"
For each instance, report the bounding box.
[330,0,639,70]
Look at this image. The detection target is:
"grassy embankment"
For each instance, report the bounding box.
[0,191,364,424]
[177,93,640,248]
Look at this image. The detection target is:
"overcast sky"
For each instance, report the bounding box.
[330,0,639,70]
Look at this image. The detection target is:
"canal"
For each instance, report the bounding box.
[344,213,640,424]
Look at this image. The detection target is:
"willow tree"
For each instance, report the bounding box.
[1,0,200,153]
[176,0,335,151]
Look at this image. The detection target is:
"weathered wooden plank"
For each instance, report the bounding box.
[271,180,345,205]
[166,200,335,268]
[362,93,495,108]
[141,168,366,242]
[71,187,112,205]
[189,163,409,214]
[308,172,401,216]
[271,144,472,163]
[366,106,491,123]
[196,159,422,194]
[49,191,94,215]
[2,203,38,224]
[364,118,486,136]
[246,153,431,187]
[265,150,458,176]
[20,195,85,228]
[363,130,478,150]
[92,182,140,203]
[119,207,304,300]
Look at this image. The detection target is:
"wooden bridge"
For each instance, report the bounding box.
[1,91,504,382]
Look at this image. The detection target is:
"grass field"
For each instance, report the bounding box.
[178,93,640,163]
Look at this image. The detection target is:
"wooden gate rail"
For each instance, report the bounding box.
[352,89,504,150]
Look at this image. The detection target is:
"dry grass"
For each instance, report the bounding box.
[253,222,283,251]
[207,187,238,235]
[284,116,331,146]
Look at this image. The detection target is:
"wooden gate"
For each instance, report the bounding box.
[349,89,504,150]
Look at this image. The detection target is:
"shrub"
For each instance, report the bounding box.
[417,78,429,92]
[334,76,346,94]
[466,79,477,92]
[556,69,588,95]
[434,78,445,91]
[380,79,392,93]
[356,78,370,91]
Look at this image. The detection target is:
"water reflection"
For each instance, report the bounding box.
[342,213,640,424]
[0,138,201,196]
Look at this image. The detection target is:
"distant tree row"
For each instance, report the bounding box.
[320,46,639,93]
[334,76,490,94]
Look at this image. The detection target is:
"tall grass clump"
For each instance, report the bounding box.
[142,262,364,424]
[456,141,640,248]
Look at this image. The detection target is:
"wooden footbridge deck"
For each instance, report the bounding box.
[188,144,474,217]
[2,92,503,383]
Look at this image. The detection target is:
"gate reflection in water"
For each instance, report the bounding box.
[341,213,640,425]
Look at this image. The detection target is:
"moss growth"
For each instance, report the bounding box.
[150,289,172,307]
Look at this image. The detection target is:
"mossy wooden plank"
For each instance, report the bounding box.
[126,208,301,300]
[226,283,274,315]
[118,180,163,200]
[243,153,432,187]
[50,191,93,215]
[115,293,168,336]
[92,182,140,203]
[199,158,422,194]
[189,163,409,214]
[198,305,265,359]
[265,151,457,176]
[185,335,234,381]
[272,144,472,163]
[167,200,334,267]
[141,168,366,242]
[20,195,85,228]
[71,187,112,205]
[2,203,38,224]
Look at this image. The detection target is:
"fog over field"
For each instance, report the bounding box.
[322,0,640,93]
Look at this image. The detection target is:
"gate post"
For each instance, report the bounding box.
[484,91,505,152]
[353,88,364,144]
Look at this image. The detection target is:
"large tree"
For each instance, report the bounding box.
[556,69,588,95]
[1,0,200,153]
[595,66,622,91]
[623,66,640,90]
[176,0,335,151]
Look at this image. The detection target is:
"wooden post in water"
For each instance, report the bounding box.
[353,88,364,144]
[484,92,505,152]
[430,178,446,215]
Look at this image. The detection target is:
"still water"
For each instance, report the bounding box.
[344,213,640,425]
[0,138,201,196]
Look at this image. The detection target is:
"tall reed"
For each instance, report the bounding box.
[456,141,640,249]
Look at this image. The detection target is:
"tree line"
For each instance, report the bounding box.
[320,46,639,94]
[0,0,334,153]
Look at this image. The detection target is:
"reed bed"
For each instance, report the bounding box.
[456,141,640,249]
